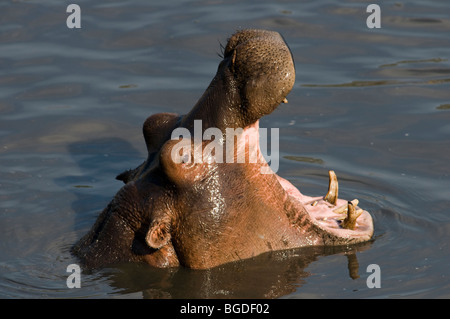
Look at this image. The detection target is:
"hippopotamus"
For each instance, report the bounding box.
[72,29,374,270]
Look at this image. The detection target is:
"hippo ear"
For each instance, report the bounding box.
[142,113,179,154]
[146,222,171,249]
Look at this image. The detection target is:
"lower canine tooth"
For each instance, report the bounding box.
[341,202,363,230]
[324,170,338,205]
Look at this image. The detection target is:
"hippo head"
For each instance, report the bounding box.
[73,29,374,270]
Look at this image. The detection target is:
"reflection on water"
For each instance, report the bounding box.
[1,0,450,298]
[102,244,372,299]
[437,103,450,110]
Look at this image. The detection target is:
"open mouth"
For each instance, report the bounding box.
[276,170,374,242]
[240,119,374,244]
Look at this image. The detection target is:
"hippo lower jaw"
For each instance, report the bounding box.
[276,172,374,245]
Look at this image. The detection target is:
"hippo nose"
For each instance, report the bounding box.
[225,29,296,120]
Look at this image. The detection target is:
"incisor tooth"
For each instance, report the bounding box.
[324,170,338,205]
[282,98,288,103]
[341,202,363,230]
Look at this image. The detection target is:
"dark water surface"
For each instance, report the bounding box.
[1,0,449,298]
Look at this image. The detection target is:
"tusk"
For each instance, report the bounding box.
[341,202,363,230]
[333,199,359,214]
[282,98,288,103]
[324,170,338,205]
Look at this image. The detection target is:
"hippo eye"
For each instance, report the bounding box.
[181,153,190,164]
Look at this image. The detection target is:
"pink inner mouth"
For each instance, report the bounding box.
[276,175,373,240]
